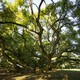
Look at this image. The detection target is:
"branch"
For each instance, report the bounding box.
[0,21,28,28]
[51,0,54,3]
[50,17,63,30]
[35,0,46,55]
[30,30,39,34]
[65,49,80,55]
[61,56,80,62]
[29,0,34,15]
[66,58,80,62]
[54,55,80,65]
[37,0,44,20]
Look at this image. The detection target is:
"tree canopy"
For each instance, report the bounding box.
[0,0,80,72]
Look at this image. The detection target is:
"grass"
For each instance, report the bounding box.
[0,69,80,80]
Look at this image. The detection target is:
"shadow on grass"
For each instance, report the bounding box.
[11,72,65,80]
[0,70,80,80]
[58,70,80,80]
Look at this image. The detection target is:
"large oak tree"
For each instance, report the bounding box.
[0,0,80,71]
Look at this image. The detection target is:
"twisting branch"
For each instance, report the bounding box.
[36,0,47,56]
[37,0,44,20]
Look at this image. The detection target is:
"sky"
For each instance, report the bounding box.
[8,0,60,12]
[7,0,76,13]
[5,0,76,13]
[8,0,76,4]
[8,0,76,8]
[8,0,59,3]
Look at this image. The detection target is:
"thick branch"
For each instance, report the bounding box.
[0,21,28,28]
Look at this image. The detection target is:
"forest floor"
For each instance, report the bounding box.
[0,69,80,80]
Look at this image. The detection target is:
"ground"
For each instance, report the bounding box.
[0,69,80,80]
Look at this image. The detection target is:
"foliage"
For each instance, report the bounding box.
[0,0,80,72]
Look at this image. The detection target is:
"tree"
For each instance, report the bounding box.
[0,0,80,72]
